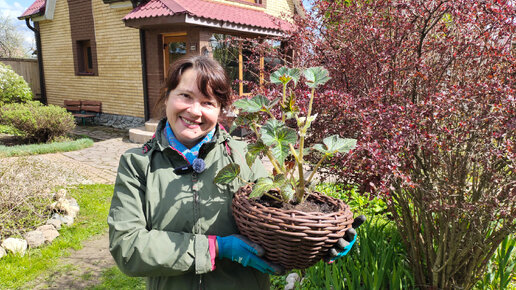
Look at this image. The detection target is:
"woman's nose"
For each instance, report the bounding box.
[187,101,202,116]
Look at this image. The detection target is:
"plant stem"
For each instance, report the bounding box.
[293,87,316,202]
[266,108,277,120]
[307,155,327,185]
[264,191,283,202]
[281,83,287,122]
[307,87,316,120]
[251,123,282,174]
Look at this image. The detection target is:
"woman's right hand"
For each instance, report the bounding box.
[216,235,284,275]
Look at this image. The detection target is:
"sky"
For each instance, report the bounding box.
[0,0,36,53]
[0,0,313,55]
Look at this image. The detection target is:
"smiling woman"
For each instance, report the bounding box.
[108,56,279,289]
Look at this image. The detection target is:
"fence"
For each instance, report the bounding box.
[0,58,41,100]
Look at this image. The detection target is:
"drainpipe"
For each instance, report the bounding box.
[132,0,149,121]
[25,19,47,105]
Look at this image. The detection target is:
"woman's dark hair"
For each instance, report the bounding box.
[154,56,232,117]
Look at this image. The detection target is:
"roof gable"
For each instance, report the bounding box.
[124,0,292,31]
[19,0,46,19]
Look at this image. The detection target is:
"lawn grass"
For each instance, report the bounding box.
[0,137,94,157]
[88,266,145,290]
[0,184,114,289]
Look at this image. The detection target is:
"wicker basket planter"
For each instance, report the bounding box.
[232,184,354,270]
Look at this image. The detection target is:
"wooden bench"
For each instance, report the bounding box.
[64,100,102,125]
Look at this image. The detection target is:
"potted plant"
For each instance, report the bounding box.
[215,67,357,270]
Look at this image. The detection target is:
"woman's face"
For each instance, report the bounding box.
[165,68,221,149]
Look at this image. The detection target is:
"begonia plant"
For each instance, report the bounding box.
[214,66,356,204]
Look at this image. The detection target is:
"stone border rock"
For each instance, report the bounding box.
[0,189,79,259]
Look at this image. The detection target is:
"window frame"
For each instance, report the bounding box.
[226,0,265,8]
[77,40,94,75]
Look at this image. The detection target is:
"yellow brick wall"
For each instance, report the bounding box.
[213,0,295,19]
[39,0,144,118]
[264,0,296,19]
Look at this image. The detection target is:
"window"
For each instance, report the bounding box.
[77,40,93,74]
[68,0,98,76]
[228,0,263,6]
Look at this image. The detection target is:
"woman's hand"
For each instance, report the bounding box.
[216,235,284,275]
[325,215,366,263]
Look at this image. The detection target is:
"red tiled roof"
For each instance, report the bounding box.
[124,0,291,31]
[19,0,46,19]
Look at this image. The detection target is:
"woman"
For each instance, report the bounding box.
[108,56,279,289]
[108,56,359,289]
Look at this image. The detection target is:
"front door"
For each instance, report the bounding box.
[163,33,187,77]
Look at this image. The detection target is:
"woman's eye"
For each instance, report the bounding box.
[204,102,214,107]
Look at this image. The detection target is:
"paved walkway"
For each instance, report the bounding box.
[61,125,142,184]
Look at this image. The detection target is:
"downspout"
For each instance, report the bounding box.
[132,0,149,121]
[25,19,47,105]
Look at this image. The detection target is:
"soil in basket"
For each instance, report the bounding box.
[255,192,338,213]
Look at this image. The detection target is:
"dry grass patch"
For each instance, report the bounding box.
[0,156,93,238]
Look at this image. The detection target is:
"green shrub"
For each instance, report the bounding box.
[0,63,33,104]
[271,217,414,289]
[0,101,75,143]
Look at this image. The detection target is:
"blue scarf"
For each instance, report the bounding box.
[164,121,215,164]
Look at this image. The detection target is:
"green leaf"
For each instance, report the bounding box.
[234,113,259,126]
[270,67,290,85]
[260,119,297,165]
[261,119,297,146]
[303,67,331,88]
[214,163,240,184]
[270,146,291,167]
[250,177,274,198]
[313,135,357,154]
[312,143,326,154]
[280,183,295,202]
[287,68,301,86]
[270,68,301,86]
[324,135,357,153]
[233,95,270,113]
[246,141,267,168]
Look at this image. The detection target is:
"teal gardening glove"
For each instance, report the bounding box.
[326,215,366,263]
[217,234,283,275]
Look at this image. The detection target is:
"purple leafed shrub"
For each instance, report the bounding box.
[237,0,515,288]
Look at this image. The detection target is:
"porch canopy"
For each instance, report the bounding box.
[123,0,293,37]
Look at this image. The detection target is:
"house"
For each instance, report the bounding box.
[19,0,302,141]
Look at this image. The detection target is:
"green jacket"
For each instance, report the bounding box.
[108,119,269,290]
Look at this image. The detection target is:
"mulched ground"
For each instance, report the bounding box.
[0,133,26,146]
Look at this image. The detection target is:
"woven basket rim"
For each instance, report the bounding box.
[234,185,350,218]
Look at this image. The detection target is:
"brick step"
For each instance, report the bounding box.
[129,127,154,144]
[145,119,160,132]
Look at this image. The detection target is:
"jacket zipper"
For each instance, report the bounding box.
[192,171,203,289]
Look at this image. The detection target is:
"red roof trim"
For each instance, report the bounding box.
[19,0,46,19]
[124,0,291,31]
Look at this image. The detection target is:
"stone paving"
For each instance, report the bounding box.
[61,125,142,184]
